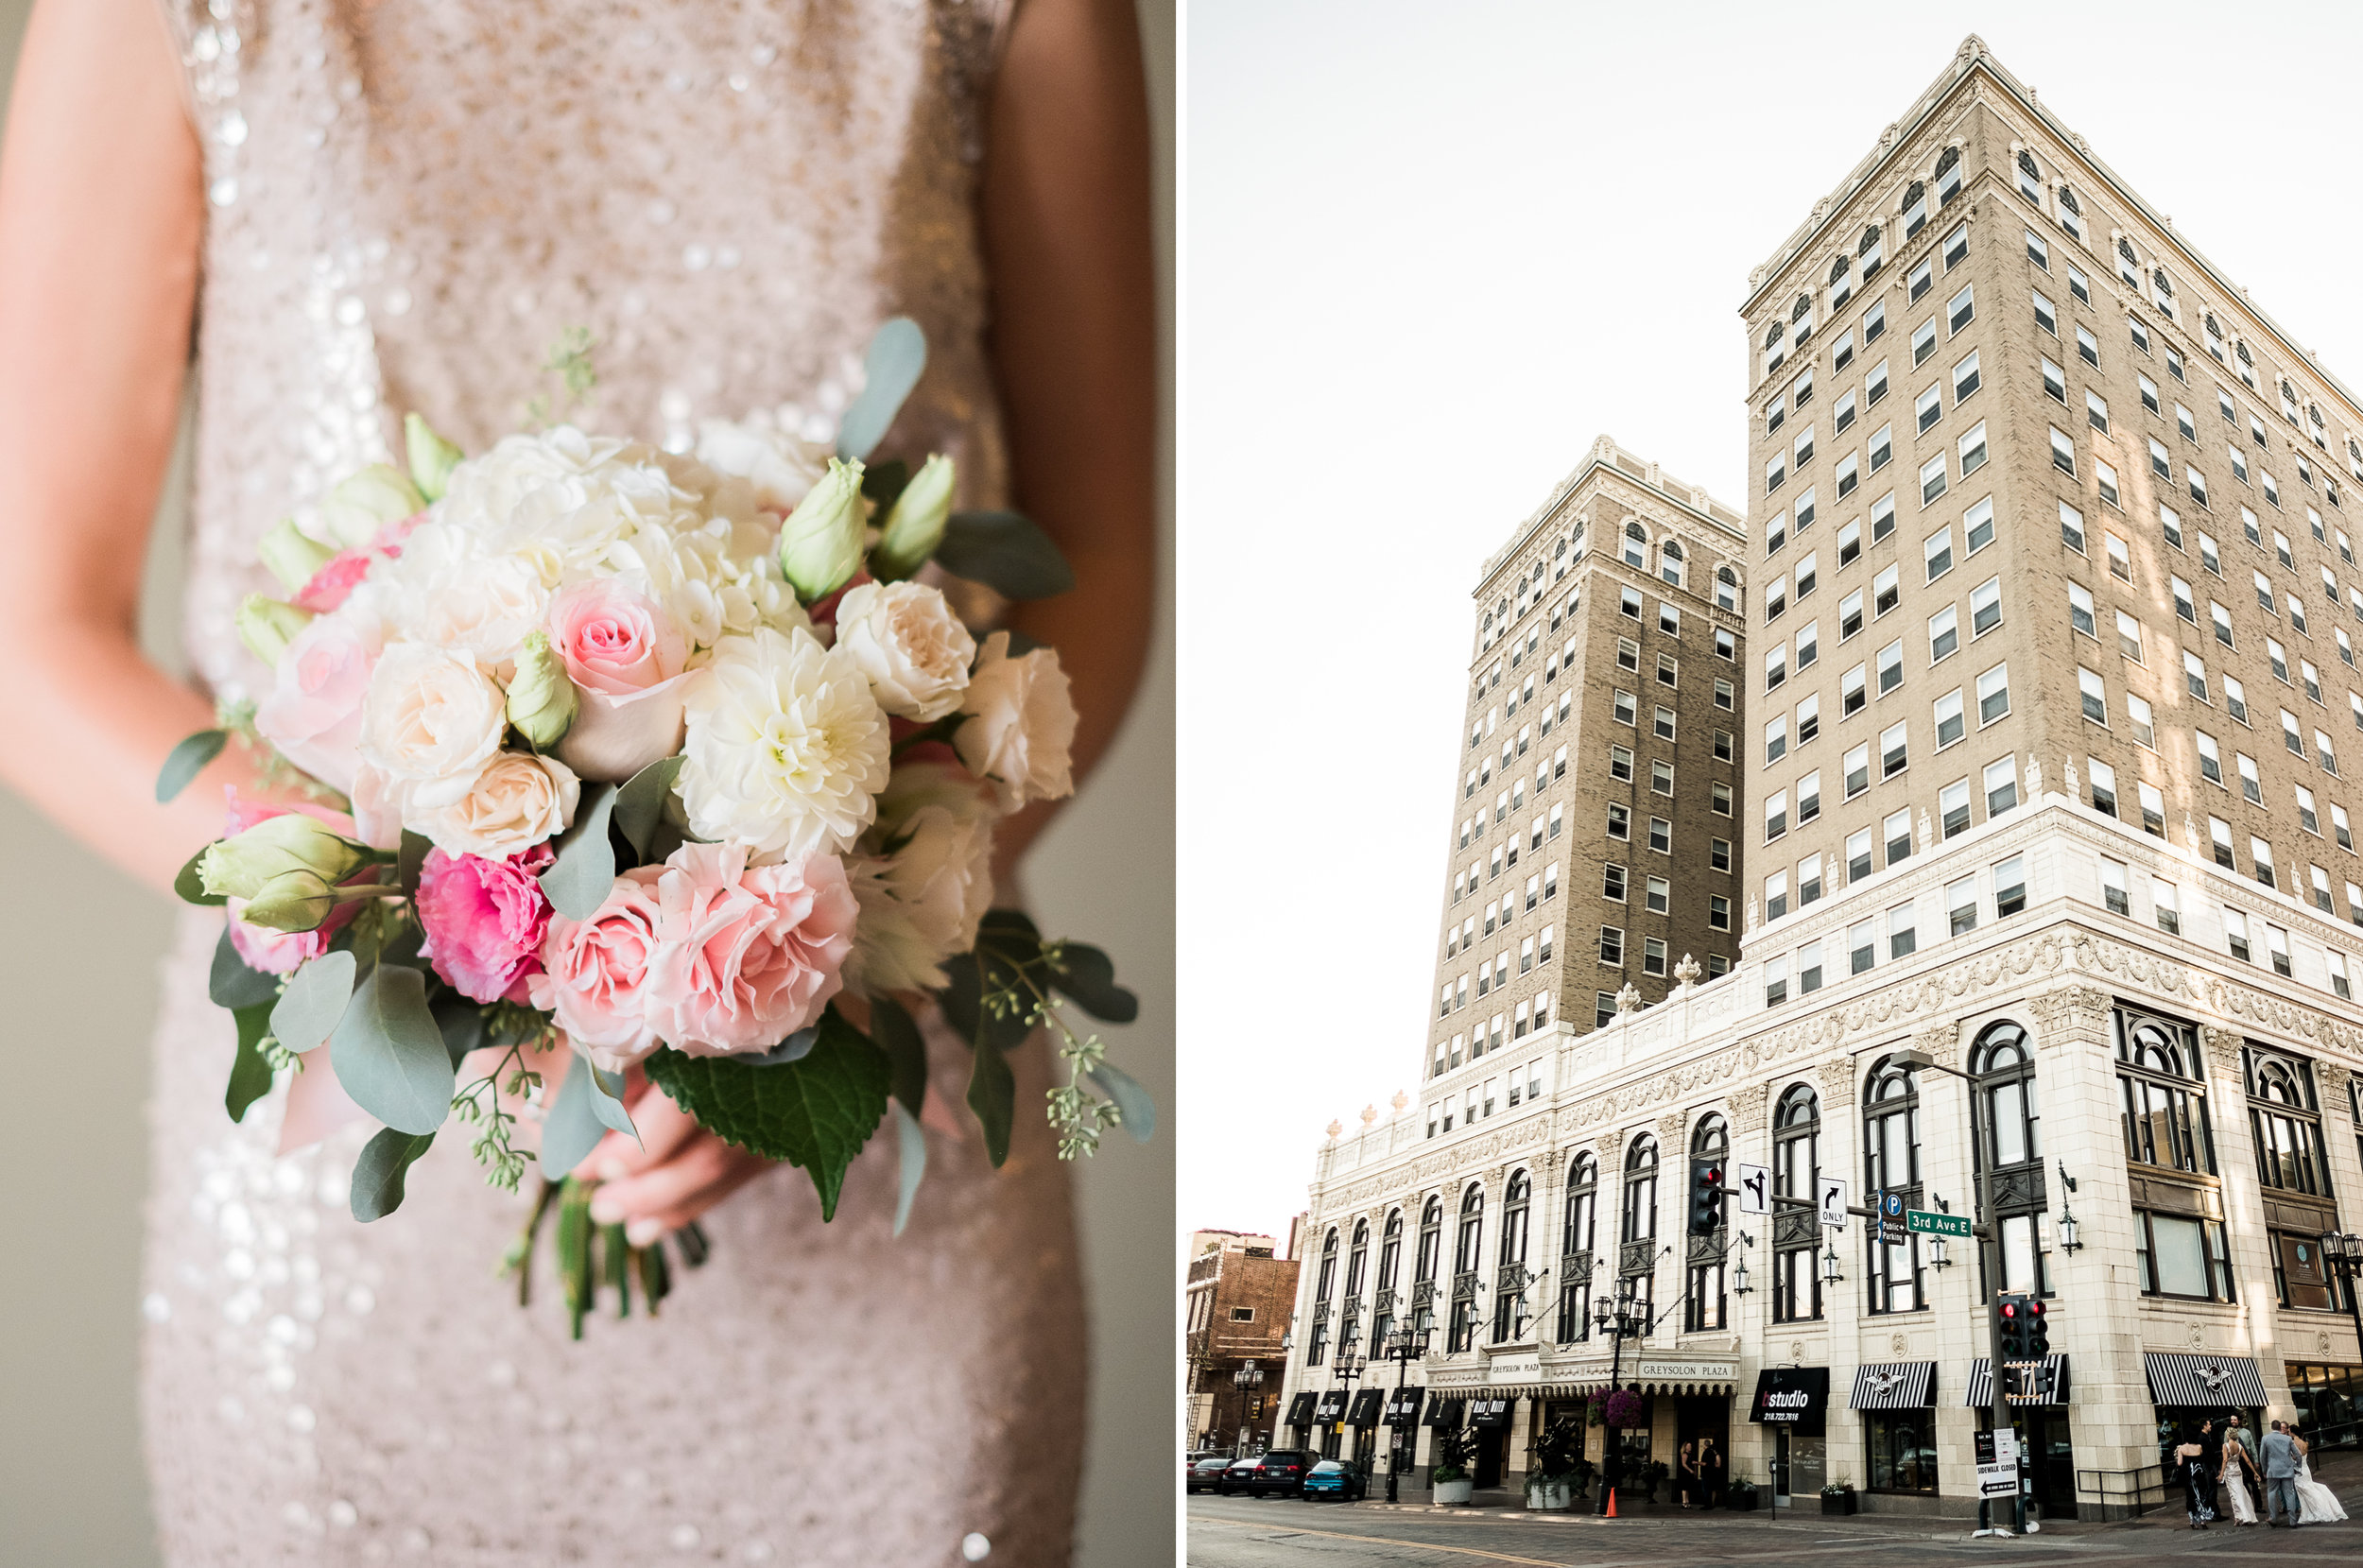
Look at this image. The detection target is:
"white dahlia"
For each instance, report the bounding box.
[677,627,892,860]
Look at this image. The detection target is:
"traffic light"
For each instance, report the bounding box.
[1996,1293,2026,1360]
[1688,1163,1725,1235]
[2024,1297,2049,1358]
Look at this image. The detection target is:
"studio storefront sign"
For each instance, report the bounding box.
[1749,1367,1829,1436]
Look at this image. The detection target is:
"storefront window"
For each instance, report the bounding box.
[1558,1154,1596,1342]
[1773,1085,1822,1322]
[1686,1116,1729,1331]
[1864,1410,1939,1493]
[1863,1056,1925,1313]
[2286,1364,2363,1445]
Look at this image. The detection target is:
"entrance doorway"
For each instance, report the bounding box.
[1980,1407,2078,1521]
[1475,1425,1509,1489]
[1674,1395,1731,1505]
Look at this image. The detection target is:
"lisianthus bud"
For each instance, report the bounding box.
[257,518,337,592]
[238,869,342,933]
[506,629,579,748]
[235,594,316,666]
[405,412,463,503]
[319,464,425,549]
[198,812,375,902]
[872,454,955,581]
[777,457,867,603]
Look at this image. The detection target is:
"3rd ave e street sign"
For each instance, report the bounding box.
[1907,1208,1971,1238]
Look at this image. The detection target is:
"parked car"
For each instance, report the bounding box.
[1217,1457,1263,1496]
[1186,1456,1233,1493]
[1301,1459,1366,1501]
[1243,1449,1315,1498]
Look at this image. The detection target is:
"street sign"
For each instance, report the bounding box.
[1818,1177,1849,1230]
[1874,1189,1906,1244]
[1734,1162,1771,1216]
[1908,1208,1971,1238]
[1974,1429,2017,1498]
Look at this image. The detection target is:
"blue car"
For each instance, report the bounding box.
[1300,1459,1367,1501]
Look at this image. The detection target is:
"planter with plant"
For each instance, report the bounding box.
[1430,1426,1477,1505]
[1820,1482,1856,1516]
[1639,1458,1670,1504]
[1726,1477,1759,1512]
[1524,1418,1584,1511]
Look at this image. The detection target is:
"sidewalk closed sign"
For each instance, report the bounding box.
[1974,1429,2018,1498]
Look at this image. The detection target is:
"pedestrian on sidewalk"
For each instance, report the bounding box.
[2225,1414,2265,1519]
[1677,1441,1699,1508]
[2263,1420,2303,1527]
[2174,1424,2216,1530]
[2219,1424,2262,1525]
[1699,1437,1724,1510]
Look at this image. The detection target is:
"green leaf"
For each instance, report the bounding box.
[1087,1060,1158,1145]
[328,964,456,1136]
[932,511,1076,600]
[538,783,619,920]
[585,1062,640,1145]
[868,995,928,1118]
[937,919,1043,1054]
[270,950,356,1055]
[612,756,685,865]
[156,729,227,803]
[891,1101,927,1238]
[225,1004,276,1123]
[174,844,227,906]
[978,907,1042,942]
[539,1057,609,1180]
[859,457,910,513]
[966,1021,1016,1168]
[429,991,486,1069]
[397,831,433,901]
[835,317,927,463]
[349,1127,436,1222]
[645,1011,889,1218]
[1046,942,1139,1024]
[208,924,281,1009]
[729,1025,818,1067]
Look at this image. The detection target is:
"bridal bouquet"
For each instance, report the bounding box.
[160,321,1149,1332]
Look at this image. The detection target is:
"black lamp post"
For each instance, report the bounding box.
[1232,1360,1266,1457]
[1380,1314,1433,1502]
[1589,1275,1648,1516]
[1329,1353,1371,1465]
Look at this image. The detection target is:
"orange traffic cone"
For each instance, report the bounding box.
[1605,1487,1618,1518]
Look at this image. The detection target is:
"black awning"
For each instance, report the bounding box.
[1314,1389,1349,1422]
[1384,1387,1424,1426]
[1423,1392,1465,1429]
[1850,1361,1936,1409]
[1749,1367,1829,1436]
[2145,1353,2268,1406]
[1285,1391,1317,1427]
[1967,1355,2071,1407]
[1347,1388,1385,1428]
[1468,1395,1513,1429]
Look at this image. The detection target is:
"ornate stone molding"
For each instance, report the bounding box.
[1910,1024,1959,1071]
[1656,1111,1688,1147]
[1818,1056,1859,1110]
[1728,1081,1771,1136]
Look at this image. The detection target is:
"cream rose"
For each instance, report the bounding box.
[954,631,1078,811]
[833,581,976,722]
[412,750,581,859]
[677,627,891,860]
[841,802,994,994]
[695,418,831,513]
[357,643,509,810]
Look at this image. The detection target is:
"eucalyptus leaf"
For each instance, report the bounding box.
[644,1011,889,1218]
[868,995,928,1117]
[612,757,685,864]
[584,1062,640,1145]
[538,784,619,920]
[156,729,227,803]
[932,511,1076,600]
[328,964,456,1136]
[979,907,1043,942]
[270,949,356,1054]
[834,317,927,463]
[728,1025,818,1067]
[965,1022,1016,1168]
[174,845,227,906]
[1087,1060,1158,1145]
[225,1004,276,1124]
[350,1128,436,1222]
[209,925,282,1010]
[540,1058,609,1180]
[937,931,1039,1055]
[1046,942,1139,1024]
[891,1101,927,1238]
[430,991,487,1069]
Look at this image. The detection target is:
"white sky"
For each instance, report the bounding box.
[1177,1,2363,1249]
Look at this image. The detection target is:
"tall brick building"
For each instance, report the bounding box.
[1278,36,2363,1521]
[1184,1231,1298,1456]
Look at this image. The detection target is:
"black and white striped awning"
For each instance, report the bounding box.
[1849,1361,1936,1409]
[1966,1355,2071,1407]
[1313,1389,1349,1422]
[2145,1353,2268,1407]
[1285,1391,1317,1427]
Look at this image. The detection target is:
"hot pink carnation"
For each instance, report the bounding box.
[221,791,364,974]
[546,578,686,696]
[529,866,668,1069]
[417,842,555,1004]
[644,842,856,1056]
[291,513,421,613]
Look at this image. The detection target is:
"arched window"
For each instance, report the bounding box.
[1685,1116,1730,1331]
[1373,1209,1403,1349]
[1557,1154,1598,1342]
[1415,1196,1443,1287]
[1315,1227,1339,1301]
[2059,184,2081,215]
[2117,1009,2214,1174]
[1901,179,1928,238]
[1492,1171,1533,1342]
[1765,319,1785,352]
[1660,538,1686,588]
[1973,1020,2045,1293]
[2057,183,2083,242]
[1859,223,1883,258]
[1340,1219,1370,1359]
[2016,148,2038,179]
[2117,235,2137,264]
[1448,1183,1486,1352]
[1773,1085,1821,1322]
[1791,292,1813,324]
[1310,1227,1338,1365]
[1863,1056,1925,1313]
[1620,1135,1660,1318]
[1623,520,1648,568]
[2249,1051,2324,1195]
[1716,565,1740,612]
[1828,254,1849,286]
[1935,145,1962,206]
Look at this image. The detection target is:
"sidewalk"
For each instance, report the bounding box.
[1347,1493,2120,1537]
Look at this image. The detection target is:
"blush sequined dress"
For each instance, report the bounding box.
[140,3,1085,1562]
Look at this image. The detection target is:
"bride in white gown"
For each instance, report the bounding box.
[2296,1451,2348,1524]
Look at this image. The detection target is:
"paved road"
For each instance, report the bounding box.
[1186,1494,2363,1566]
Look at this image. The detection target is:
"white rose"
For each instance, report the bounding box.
[695,417,832,513]
[440,426,706,578]
[677,627,892,860]
[841,807,992,994]
[357,643,508,809]
[954,631,1078,811]
[388,523,550,673]
[833,581,976,722]
[413,750,580,859]
[875,760,997,837]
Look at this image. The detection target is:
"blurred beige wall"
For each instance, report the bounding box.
[0,3,1175,1561]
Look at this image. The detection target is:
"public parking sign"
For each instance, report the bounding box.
[1874,1190,1906,1244]
[1908,1208,1971,1238]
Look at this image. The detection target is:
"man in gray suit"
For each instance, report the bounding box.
[2262,1420,2303,1526]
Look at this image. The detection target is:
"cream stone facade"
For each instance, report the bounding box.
[1275,37,2363,1522]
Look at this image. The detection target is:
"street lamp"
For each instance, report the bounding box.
[1820,1242,1844,1284]
[1327,1353,1371,1466]
[2320,1232,2363,1372]
[1732,1232,1754,1296]
[1232,1360,1266,1458]
[1379,1316,1433,1503]
[1588,1275,1650,1516]
[2056,1161,2084,1254]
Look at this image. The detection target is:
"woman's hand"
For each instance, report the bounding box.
[578,1082,772,1247]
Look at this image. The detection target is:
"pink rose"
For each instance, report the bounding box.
[546,579,687,697]
[529,866,668,1069]
[416,842,556,1004]
[291,513,420,613]
[220,791,363,973]
[644,841,856,1056]
[253,611,384,795]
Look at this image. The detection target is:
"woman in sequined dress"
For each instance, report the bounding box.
[0,0,1156,1561]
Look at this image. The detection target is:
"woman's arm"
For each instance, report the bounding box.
[975,0,1158,882]
[0,0,261,890]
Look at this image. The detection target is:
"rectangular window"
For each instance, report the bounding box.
[1877,639,1903,696]
[1923,526,1954,583]
[1885,807,1912,867]
[1848,827,1873,881]
[2153,878,2181,936]
[1977,663,2010,724]
[1889,900,1918,959]
[1940,777,1971,837]
[1915,383,1942,435]
[2078,667,2107,724]
[1881,719,1908,779]
[2128,692,2155,747]
[2101,856,2130,916]
[2032,289,2057,336]
[2140,781,2165,836]
[1928,604,1958,662]
[2069,582,2096,637]
[1919,452,1947,506]
[2087,388,2110,433]
[2052,426,2078,478]
[1994,854,2027,916]
[2115,609,2143,661]
[2077,323,2099,368]
[2042,356,2066,404]
[1911,317,1936,366]
[2025,227,2048,267]
[1935,688,1964,749]
[1958,421,1988,476]
[1948,875,1978,937]
[1984,754,2018,816]
[1871,491,1895,542]
[1965,496,1995,555]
